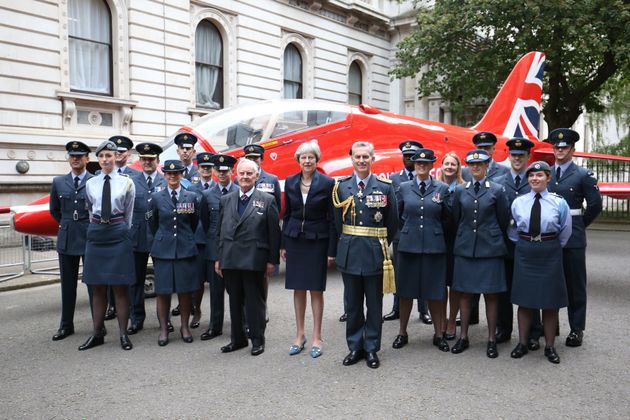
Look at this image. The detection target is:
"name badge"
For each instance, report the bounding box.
[258,183,275,193]
[365,191,387,208]
[176,202,195,214]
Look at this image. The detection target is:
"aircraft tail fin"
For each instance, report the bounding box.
[472,51,545,141]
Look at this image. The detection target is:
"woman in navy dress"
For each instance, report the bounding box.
[80,140,136,351]
[148,160,200,346]
[508,161,572,364]
[392,149,451,352]
[281,141,336,358]
[451,149,510,358]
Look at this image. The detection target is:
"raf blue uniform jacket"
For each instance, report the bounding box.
[452,179,510,258]
[462,159,510,182]
[200,182,238,261]
[390,170,414,244]
[397,178,450,254]
[549,162,602,249]
[148,188,199,259]
[334,175,399,276]
[49,172,93,255]
[130,172,166,253]
[282,171,337,257]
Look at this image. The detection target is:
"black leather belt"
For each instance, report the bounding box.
[91,216,125,224]
[518,232,558,242]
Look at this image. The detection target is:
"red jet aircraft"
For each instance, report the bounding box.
[2,51,629,236]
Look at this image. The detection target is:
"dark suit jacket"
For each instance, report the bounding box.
[49,172,93,255]
[148,188,199,259]
[217,188,280,271]
[130,172,166,253]
[282,171,337,256]
[200,182,239,261]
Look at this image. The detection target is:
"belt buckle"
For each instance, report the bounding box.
[101,219,110,224]
[73,210,78,221]
[531,234,542,242]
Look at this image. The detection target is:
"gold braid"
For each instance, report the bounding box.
[332,180,355,226]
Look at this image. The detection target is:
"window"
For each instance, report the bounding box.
[68,0,112,95]
[195,20,224,109]
[283,44,303,99]
[348,61,362,105]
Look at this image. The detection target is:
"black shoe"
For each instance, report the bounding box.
[544,346,560,364]
[167,321,174,333]
[171,305,181,316]
[495,330,512,344]
[190,312,202,329]
[342,350,365,366]
[339,313,347,322]
[510,343,528,358]
[366,352,380,369]
[200,329,222,341]
[444,332,457,341]
[180,331,193,343]
[120,334,133,350]
[104,307,116,320]
[433,335,450,352]
[52,327,74,341]
[527,338,541,351]
[419,312,432,325]
[126,322,143,335]
[565,330,583,347]
[158,336,169,347]
[251,344,265,356]
[451,337,469,354]
[383,310,399,321]
[392,334,408,349]
[78,335,104,351]
[221,342,248,353]
[486,341,499,358]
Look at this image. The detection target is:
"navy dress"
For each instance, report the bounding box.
[282,171,336,291]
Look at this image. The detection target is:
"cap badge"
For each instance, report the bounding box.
[515,141,522,146]
[405,142,411,148]
[144,144,150,151]
[473,153,479,159]
[117,139,122,144]
[420,152,426,158]
[72,143,78,149]
[480,134,486,139]
[169,163,175,169]
[558,133,564,139]
[183,135,188,140]
[219,156,225,162]
[203,155,209,161]
[535,163,541,169]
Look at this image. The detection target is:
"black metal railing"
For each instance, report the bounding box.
[578,158,630,220]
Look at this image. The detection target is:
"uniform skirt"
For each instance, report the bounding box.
[511,238,568,309]
[452,256,506,294]
[153,256,198,294]
[284,234,328,292]
[396,252,446,300]
[83,222,134,285]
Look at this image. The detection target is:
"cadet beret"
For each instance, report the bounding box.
[174,133,198,148]
[162,159,185,172]
[464,149,491,163]
[136,142,163,158]
[548,128,579,148]
[525,160,551,176]
[243,144,265,157]
[95,140,117,155]
[197,152,215,167]
[472,132,498,147]
[212,154,237,171]
[399,140,424,155]
[108,135,133,151]
[506,137,535,155]
[410,148,437,162]
[65,141,90,156]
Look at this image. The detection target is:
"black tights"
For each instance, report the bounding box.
[517,307,558,347]
[459,293,498,341]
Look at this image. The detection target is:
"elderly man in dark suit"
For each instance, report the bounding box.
[215,158,280,356]
[49,141,94,341]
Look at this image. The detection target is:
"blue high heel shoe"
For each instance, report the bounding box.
[310,345,323,358]
[289,336,307,356]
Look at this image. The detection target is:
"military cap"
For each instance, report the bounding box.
[162,159,185,172]
[464,149,491,163]
[548,128,579,148]
[212,154,237,171]
[65,141,90,156]
[410,148,437,162]
[506,137,535,155]
[136,142,163,158]
[95,140,117,155]
[109,135,133,151]
[525,160,551,176]
[243,144,265,157]
[197,152,215,167]
[174,133,198,148]
[472,131,498,147]
[399,140,424,155]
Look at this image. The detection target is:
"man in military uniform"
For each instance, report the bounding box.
[110,135,141,176]
[49,141,94,341]
[547,128,602,347]
[383,140,432,325]
[127,143,166,335]
[334,141,398,369]
[496,137,535,344]
[199,154,238,340]
[174,132,200,182]
[462,132,510,182]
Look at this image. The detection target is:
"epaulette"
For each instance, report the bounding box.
[549,192,562,198]
[119,173,129,177]
[377,176,392,184]
[336,175,353,183]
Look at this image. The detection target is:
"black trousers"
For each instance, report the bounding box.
[129,251,149,325]
[342,272,383,353]
[207,260,225,332]
[497,257,514,334]
[223,269,266,347]
[564,247,587,331]
[58,254,92,329]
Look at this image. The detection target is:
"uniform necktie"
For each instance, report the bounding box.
[222,187,228,195]
[240,194,249,203]
[74,176,80,189]
[420,181,426,195]
[204,182,209,190]
[171,190,178,206]
[556,167,561,180]
[515,175,521,188]
[530,193,542,237]
[118,168,122,174]
[474,181,480,194]
[184,167,189,178]
[101,175,111,221]
[358,181,365,190]
[408,171,414,181]
[147,176,153,191]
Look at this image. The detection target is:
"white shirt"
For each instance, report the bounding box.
[85,171,135,227]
